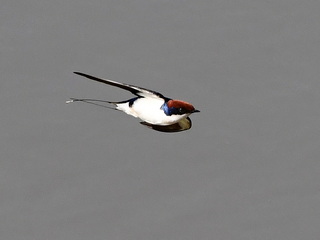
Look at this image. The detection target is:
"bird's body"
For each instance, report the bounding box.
[67,72,199,132]
[116,97,189,125]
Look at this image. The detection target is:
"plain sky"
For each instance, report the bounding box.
[1,0,320,239]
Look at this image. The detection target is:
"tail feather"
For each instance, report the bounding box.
[66,98,117,110]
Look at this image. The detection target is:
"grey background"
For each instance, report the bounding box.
[1,0,320,239]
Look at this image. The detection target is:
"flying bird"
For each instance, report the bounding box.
[67,72,200,132]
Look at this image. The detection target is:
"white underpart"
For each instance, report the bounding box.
[115,97,189,125]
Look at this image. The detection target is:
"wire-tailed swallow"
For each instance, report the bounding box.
[67,72,200,132]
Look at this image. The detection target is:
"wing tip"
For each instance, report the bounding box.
[73,71,85,76]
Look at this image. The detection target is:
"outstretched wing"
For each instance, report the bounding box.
[74,72,167,99]
[140,117,192,132]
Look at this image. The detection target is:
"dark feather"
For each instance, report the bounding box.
[140,117,192,132]
[74,72,166,99]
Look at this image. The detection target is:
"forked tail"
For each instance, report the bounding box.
[66,98,118,110]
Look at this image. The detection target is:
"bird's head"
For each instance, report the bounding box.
[162,99,200,116]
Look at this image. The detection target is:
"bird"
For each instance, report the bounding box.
[67,72,200,132]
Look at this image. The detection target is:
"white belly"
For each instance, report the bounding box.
[116,98,189,125]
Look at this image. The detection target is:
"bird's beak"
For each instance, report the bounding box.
[193,109,200,113]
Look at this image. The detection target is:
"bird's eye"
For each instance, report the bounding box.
[178,108,185,114]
